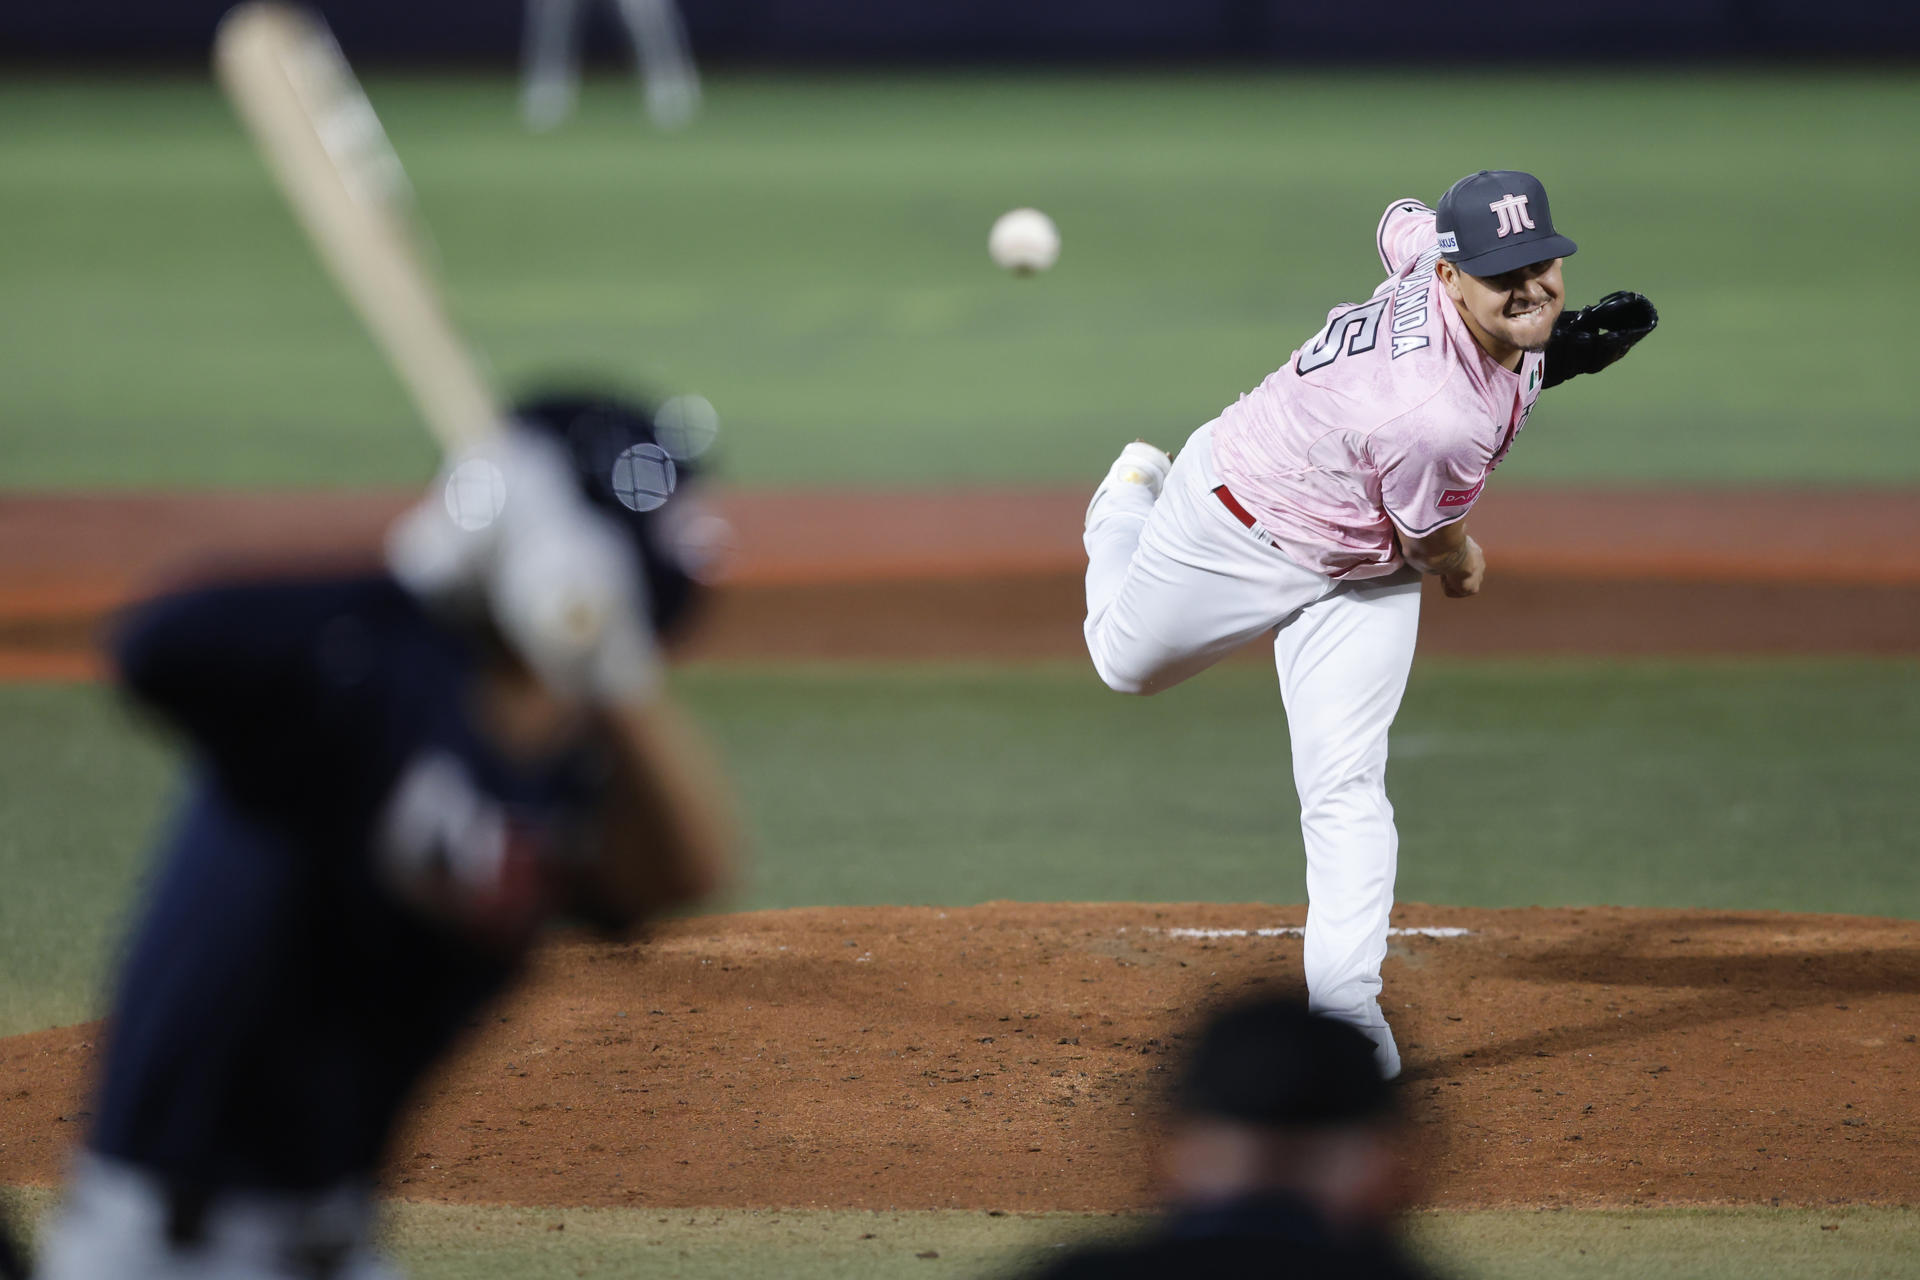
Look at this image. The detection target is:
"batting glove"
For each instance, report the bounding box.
[386,448,517,614]
[390,432,661,703]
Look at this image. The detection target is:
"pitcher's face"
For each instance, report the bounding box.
[1441,258,1564,362]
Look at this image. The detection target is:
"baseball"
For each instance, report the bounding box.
[988,207,1060,275]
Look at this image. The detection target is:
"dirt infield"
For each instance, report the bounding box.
[2,487,1917,678]
[5,904,1916,1211]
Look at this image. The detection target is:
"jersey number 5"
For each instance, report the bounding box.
[1295,295,1389,375]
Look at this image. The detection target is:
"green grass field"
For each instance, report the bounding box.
[378,1203,1920,1280]
[8,1185,1920,1278]
[7,658,1915,1039]
[2,70,1916,490]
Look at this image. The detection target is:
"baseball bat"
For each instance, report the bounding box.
[213,1,504,452]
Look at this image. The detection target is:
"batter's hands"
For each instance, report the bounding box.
[1439,536,1485,597]
[387,451,512,612]
[491,501,658,702]
[388,433,661,702]
[485,435,659,703]
[1541,291,1658,389]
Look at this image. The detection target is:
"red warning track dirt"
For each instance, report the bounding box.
[1,486,1916,678]
[5,904,1917,1209]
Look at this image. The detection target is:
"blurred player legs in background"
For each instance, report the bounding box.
[521,0,702,131]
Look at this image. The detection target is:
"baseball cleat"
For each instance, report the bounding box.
[1085,440,1172,526]
[1361,1021,1402,1081]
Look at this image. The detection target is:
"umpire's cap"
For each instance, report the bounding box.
[1175,998,1396,1128]
[1435,169,1578,279]
[512,389,723,641]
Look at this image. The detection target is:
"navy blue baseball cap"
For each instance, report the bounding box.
[1435,169,1577,278]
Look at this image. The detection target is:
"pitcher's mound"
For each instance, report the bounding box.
[5,904,1916,1210]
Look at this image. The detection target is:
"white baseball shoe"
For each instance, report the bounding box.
[1085,441,1172,526]
[1361,1021,1402,1082]
[1317,1005,1402,1081]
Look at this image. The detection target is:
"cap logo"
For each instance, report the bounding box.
[1435,230,1459,253]
[1489,193,1536,239]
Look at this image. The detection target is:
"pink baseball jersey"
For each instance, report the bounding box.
[1208,198,1546,580]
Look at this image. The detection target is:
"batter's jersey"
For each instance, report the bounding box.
[1209,199,1546,580]
[89,573,610,1194]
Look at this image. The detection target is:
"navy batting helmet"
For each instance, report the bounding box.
[510,389,722,641]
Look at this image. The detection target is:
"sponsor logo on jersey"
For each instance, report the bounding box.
[1435,230,1459,253]
[1489,193,1536,239]
[1438,480,1485,508]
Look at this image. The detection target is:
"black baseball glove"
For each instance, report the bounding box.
[1541,291,1658,389]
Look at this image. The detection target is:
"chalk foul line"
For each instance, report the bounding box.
[1132,926,1473,940]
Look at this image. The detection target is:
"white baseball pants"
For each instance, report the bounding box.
[521,0,701,130]
[1084,420,1421,1069]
